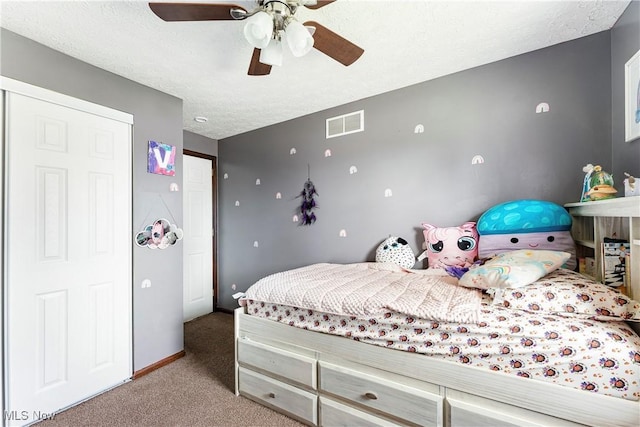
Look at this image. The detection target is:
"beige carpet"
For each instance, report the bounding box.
[39,312,304,427]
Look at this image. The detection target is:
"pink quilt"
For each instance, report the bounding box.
[243,263,482,323]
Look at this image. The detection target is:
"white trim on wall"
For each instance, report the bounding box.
[0,77,133,125]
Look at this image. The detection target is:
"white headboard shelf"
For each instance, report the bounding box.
[565,196,640,300]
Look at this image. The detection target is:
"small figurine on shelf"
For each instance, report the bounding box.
[580,164,594,202]
[584,165,617,201]
[624,172,640,197]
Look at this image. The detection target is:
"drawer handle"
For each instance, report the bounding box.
[364,392,378,400]
[268,392,276,399]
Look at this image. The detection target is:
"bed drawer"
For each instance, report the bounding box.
[319,362,442,426]
[237,338,317,389]
[320,396,401,427]
[446,389,581,427]
[238,367,318,425]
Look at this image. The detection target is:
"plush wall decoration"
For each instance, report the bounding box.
[375,236,416,269]
[135,218,183,249]
[477,199,576,270]
[421,222,479,269]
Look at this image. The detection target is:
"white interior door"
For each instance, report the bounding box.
[183,155,213,321]
[5,90,132,425]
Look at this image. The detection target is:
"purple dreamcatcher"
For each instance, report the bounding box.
[297,167,318,225]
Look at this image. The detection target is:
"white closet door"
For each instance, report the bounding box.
[183,155,213,321]
[5,92,132,425]
[0,87,4,422]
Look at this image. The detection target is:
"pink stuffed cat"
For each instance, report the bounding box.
[422,222,479,269]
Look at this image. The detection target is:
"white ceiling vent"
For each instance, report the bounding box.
[326,110,364,139]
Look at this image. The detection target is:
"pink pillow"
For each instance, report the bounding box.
[422,222,479,269]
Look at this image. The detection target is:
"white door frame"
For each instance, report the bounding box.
[0,78,132,123]
[1,77,133,425]
[183,150,217,312]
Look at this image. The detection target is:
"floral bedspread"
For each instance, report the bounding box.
[244,268,640,401]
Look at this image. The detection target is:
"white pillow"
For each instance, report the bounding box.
[458,249,570,290]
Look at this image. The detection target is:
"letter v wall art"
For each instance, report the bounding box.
[148,140,176,176]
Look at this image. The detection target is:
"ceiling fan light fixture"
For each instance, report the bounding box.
[259,38,283,67]
[148,0,363,76]
[285,19,314,57]
[243,10,273,49]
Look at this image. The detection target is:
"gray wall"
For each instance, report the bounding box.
[611,0,640,181]
[184,130,218,157]
[1,29,184,371]
[2,0,635,357]
[218,31,613,311]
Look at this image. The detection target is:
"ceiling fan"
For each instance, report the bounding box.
[149,1,365,76]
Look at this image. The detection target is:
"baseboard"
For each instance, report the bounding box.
[132,350,186,379]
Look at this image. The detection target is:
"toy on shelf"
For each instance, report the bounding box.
[624,172,640,197]
[581,164,617,201]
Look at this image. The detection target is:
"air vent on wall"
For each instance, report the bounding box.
[326,110,364,139]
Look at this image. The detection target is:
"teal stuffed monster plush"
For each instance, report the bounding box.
[477,199,576,270]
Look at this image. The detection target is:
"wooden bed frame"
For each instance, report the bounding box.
[235,199,640,426]
[234,307,639,426]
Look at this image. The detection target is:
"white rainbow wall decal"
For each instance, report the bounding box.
[471,155,485,165]
[536,102,550,113]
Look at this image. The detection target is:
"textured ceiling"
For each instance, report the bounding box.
[0,0,631,140]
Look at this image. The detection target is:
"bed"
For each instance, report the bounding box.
[234,259,640,427]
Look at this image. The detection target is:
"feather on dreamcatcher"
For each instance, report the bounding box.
[297,166,318,225]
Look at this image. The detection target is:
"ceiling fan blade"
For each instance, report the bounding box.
[248,48,272,76]
[304,21,363,66]
[304,1,337,10]
[149,3,246,21]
